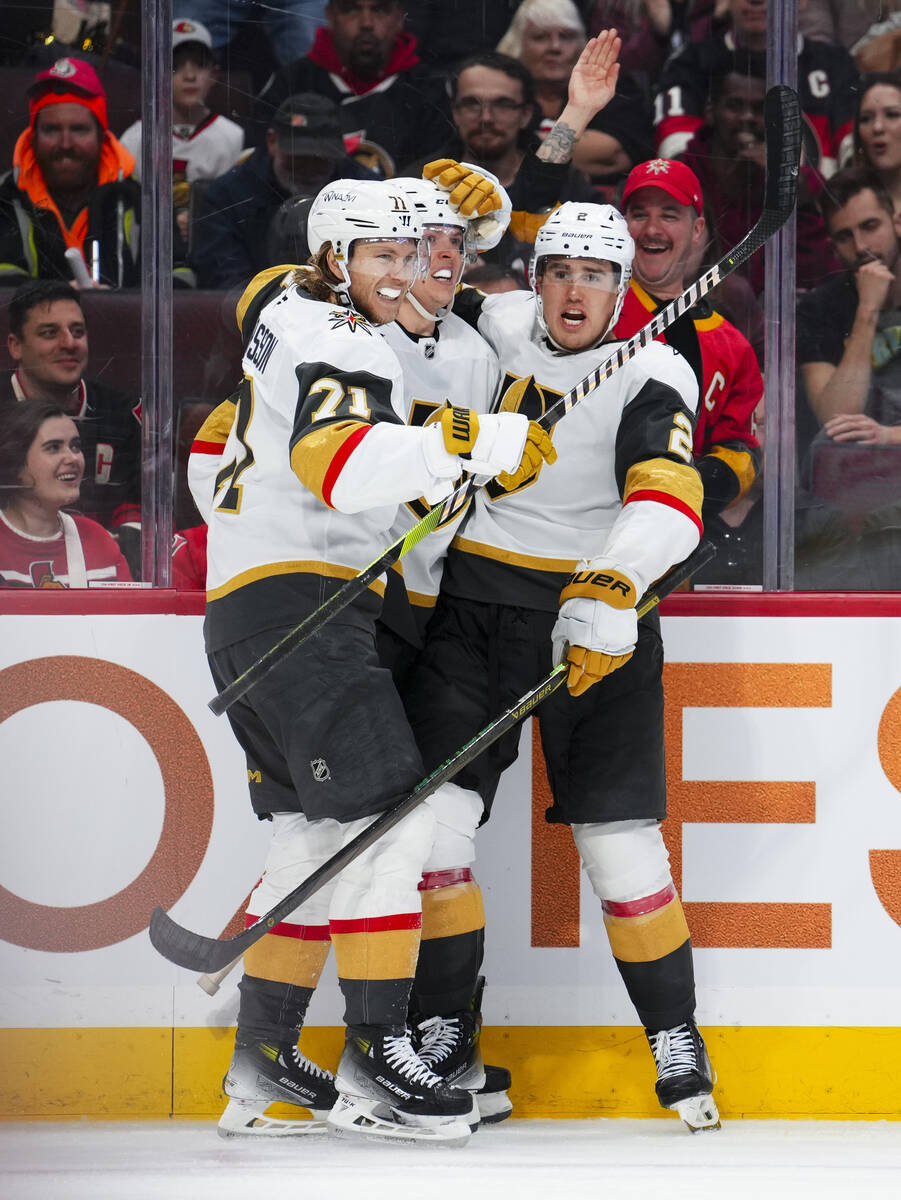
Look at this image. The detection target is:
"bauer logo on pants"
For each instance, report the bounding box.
[310,757,331,782]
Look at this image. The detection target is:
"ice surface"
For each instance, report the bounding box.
[2,1118,900,1200]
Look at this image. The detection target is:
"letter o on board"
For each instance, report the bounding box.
[0,656,214,951]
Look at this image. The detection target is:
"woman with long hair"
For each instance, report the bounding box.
[0,401,131,588]
[855,70,901,210]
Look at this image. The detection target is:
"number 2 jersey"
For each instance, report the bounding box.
[445,288,704,612]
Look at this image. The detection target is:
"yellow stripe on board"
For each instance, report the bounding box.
[2,1027,901,1119]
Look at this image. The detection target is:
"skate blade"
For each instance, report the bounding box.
[673,1094,721,1133]
[217,1097,330,1138]
[475,1089,512,1124]
[327,1095,471,1148]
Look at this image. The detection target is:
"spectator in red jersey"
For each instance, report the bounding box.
[653,0,858,177]
[614,157,763,580]
[0,401,131,587]
[676,63,842,295]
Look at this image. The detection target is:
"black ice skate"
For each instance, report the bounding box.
[328,1026,473,1146]
[645,1020,721,1132]
[218,1039,338,1138]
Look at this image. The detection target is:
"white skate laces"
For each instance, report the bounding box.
[292,1046,334,1081]
[417,1016,462,1066]
[648,1024,699,1081]
[381,1033,445,1087]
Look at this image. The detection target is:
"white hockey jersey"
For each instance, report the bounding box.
[380,312,501,631]
[119,112,244,184]
[447,288,704,611]
[203,277,471,651]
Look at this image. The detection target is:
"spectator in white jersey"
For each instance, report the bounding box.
[119,19,243,246]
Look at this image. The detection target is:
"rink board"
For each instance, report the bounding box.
[1,595,900,1119]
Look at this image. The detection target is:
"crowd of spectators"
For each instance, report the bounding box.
[2,0,901,589]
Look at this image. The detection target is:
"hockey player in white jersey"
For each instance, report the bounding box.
[378,172,539,1124]
[400,200,721,1132]
[201,177,554,1146]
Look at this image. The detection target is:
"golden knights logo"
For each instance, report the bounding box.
[327,309,372,335]
[485,373,563,499]
[404,399,471,526]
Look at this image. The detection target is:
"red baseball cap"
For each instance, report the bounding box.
[622,159,703,215]
[28,57,108,131]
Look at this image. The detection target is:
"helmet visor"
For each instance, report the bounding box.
[536,255,621,292]
[349,237,430,284]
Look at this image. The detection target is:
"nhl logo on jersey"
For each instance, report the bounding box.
[328,310,372,335]
[310,757,332,782]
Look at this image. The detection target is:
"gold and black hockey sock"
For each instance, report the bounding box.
[331,913,421,1027]
[413,869,485,1016]
[602,885,697,1030]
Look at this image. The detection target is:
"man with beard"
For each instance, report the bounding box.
[402,39,617,275]
[192,93,376,290]
[0,58,140,288]
[255,0,452,172]
[797,167,901,587]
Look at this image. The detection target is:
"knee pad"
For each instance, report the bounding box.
[422,782,483,873]
[248,811,343,924]
[330,802,438,921]
[572,819,673,904]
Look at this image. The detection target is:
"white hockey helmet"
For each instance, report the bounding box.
[307,178,425,291]
[530,202,635,346]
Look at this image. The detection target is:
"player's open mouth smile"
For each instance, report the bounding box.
[377,287,403,300]
[432,268,453,281]
[561,308,586,328]
[639,241,670,256]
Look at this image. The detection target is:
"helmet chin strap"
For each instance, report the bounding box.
[406,291,441,323]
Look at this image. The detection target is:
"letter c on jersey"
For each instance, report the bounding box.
[0,656,214,951]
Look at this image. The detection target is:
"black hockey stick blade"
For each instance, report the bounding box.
[151,540,714,975]
[203,101,793,718]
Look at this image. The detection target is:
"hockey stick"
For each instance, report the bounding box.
[208,84,799,717]
[151,540,715,974]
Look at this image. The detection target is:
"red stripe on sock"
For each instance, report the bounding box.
[601,883,677,918]
[329,913,422,934]
[418,867,473,891]
[244,914,331,940]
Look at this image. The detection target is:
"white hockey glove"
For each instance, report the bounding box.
[551,557,639,697]
[439,405,529,477]
[423,158,511,250]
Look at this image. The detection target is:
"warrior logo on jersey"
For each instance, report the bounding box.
[485,372,563,499]
[30,561,65,588]
[327,310,373,335]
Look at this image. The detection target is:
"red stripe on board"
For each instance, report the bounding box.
[321,424,371,508]
[419,867,473,891]
[244,914,331,940]
[625,488,704,537]
[602,883,677,918]
[330,913,422,934]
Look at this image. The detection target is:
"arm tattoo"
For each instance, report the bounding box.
[536,121,578,164]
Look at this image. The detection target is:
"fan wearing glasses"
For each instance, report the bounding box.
[401,33,622,272]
